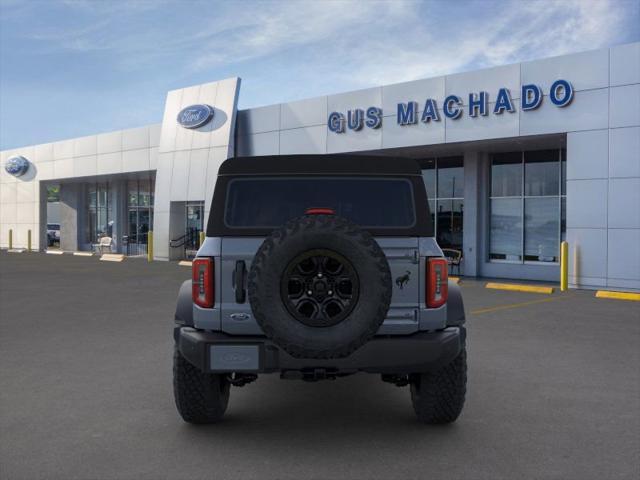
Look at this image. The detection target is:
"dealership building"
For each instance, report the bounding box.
[1,42,639,291]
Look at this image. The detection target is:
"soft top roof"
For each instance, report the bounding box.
[218,155,422,176]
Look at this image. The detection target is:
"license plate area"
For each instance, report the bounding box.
[209,344,260,372]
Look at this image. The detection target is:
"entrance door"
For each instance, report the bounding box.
[185,202,204,259]
[126,208,151,256]
[46,184,61,249]
[125,178,154,256]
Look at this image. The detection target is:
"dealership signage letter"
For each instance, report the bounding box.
[328,80,573,133]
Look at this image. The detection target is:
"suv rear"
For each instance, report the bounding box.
[173,155,466,424]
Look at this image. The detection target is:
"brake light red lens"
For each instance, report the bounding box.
[305,207,336,215]
[427,257,448,308]
[192,257,214,308]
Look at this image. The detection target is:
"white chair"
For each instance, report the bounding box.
[96,236,113,254]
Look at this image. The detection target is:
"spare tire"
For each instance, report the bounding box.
[248,213,392,359]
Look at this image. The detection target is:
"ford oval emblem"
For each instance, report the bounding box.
[176,104,214,129]
[4,156,30,177]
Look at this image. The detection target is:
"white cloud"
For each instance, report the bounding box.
[188,1,413,71]
[181,0,630,98]
[8,0,629,80]
[323,0,626,89]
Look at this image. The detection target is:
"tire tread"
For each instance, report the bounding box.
[173,345,230,424]
[410,348,467,424]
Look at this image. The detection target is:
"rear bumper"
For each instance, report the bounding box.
[175,326,465,375]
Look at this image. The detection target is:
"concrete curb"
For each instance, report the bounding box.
[100,254,125,262]
[485,282,555,294]
[595,290,640,301]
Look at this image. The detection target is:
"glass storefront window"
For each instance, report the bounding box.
[491,152,522,197]
[128,180,138,206]
[561,197,566,242]
[428,199,436,230]
[86,182,112,243]
[186,202,204,251]
[489,149,566,263]
[524,197,559,262]
[524,150,559,196]
[436,199,464,251]
[437,157,464,198]
[421,156,464,252]
[490,198,522,261]
[138,210,151,243]
[561,149,567,196]
[88,187,97,209]
[139,179,152,207]
[422,159,436,199]
[47,185,60,202]
[128,210,138,244]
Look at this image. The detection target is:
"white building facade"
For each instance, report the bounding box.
[1,43,639,291]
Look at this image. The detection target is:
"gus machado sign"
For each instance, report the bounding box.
[328,79,573,133]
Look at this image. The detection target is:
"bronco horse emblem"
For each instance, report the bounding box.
[395,270,411,289]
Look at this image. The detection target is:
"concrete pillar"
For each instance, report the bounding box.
[462,151,483,277]
[169,201,186,261]
[59,183,81,252]
[476,153,492,279]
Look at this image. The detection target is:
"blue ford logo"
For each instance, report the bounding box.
[5,156,29,177]
[176,104,214,129]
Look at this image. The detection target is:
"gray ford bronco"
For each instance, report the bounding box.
[173,155,466,424]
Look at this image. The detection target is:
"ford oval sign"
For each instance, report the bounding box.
[176,104,214,129]
[5,156,30,177]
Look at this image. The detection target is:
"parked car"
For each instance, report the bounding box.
[47,223,60,246]
[173,155,467,424]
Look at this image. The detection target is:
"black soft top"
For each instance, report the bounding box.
[208,154,432,237]
[218,155,422,176]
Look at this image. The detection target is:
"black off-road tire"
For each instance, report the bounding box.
[173,344,230,424]
[410,347,467,424]
[248,213,392,359]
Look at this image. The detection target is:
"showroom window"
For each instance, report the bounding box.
[421,157,464,250]
[86,182,112,243]
[489,149,566,263]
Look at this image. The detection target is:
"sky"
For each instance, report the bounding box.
[1,0,639,150]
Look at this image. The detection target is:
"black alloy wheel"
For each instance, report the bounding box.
[280,249,360,327]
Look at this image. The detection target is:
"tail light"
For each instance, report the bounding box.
[427,257,448,308]
[192,257,214,308]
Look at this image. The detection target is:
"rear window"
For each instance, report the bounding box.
[225,177,416,228]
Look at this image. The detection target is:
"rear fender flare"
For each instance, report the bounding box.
[446,281,465,326]
[175,280,194,327]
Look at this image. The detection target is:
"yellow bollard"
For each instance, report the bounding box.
[8,229,12,250]
[560,241,568,292]
[147,231,153,262]
[199,231,205,248]
[28,229,32,252]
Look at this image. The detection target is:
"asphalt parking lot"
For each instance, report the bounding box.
[1,251,638,480]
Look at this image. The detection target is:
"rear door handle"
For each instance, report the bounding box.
[232,260,247,304]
